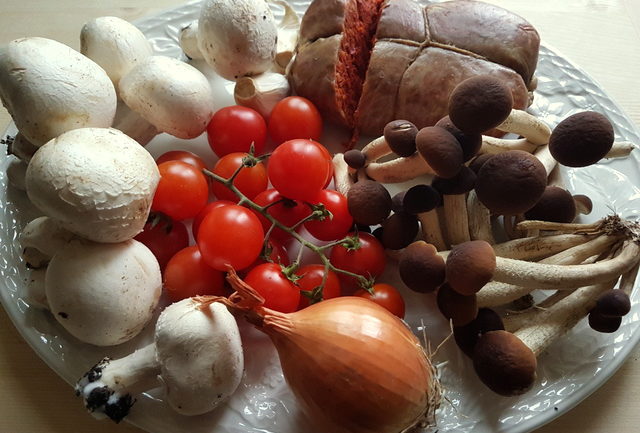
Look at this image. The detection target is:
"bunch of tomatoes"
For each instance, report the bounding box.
[135,96,406,318]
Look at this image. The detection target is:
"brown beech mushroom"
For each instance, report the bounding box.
[361,120,419,163]
[432,166,477,246]
[380,213,419,250]
[454,308,504,357]
[549,111,614,167]
[475,150,547,215]
[573,194,593,216]
[524,186,577,223]
[593,289,631,317]
[403,184,447,251]
[347,180,392,226]
[588,313,622,333]
[437,283,478,326]
[446,240,496,296]
[343,149,366,170]
[415,126,464,179]
[435,115,482,162]
[398,241,446,293]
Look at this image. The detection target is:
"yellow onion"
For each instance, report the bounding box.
[205,270,440,433]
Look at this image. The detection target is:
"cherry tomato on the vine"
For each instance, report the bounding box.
[134,216,189,271]
[152,160,208,221]
[207,105,267,157]
[355,283,406,319]
[156,150,207,172]
[268,139,332,202]
[244,263,300,313]
[192,200,235,239]
[268,96,323,145]
[304,189,353,241]
[251,189,312,242]
[296,264,342,309]
[329,232,387,290]
[163,246,226,303]
[197,204,264,271]
[211,152,268,202]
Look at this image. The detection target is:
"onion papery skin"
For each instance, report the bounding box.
[260,296,433,433]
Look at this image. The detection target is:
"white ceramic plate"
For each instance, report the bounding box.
[1,1,640,432]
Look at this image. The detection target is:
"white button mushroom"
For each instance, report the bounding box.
[179,21,204,60]
[0,37,117,147]
[25,127,160,243]
[76,298,244,421]
[118,56,215,139]
[46,238,161,347]
[21,216,76,268]
[80,16,153,92]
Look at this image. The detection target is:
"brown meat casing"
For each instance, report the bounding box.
[289,0,540,137]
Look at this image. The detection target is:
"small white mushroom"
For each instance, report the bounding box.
[25,268,48,309]
[179,21,204,60]
[198,0,278,80]
[26,128,159,243]
[0,37,116,146]
[234,71,290,119]
[76,298,244,421]
[8,133,38,162]
[6,157,27,191]
[119,56,215,139]
[46,239,162,346]
[21,216,76,268]
[80,16,153,92]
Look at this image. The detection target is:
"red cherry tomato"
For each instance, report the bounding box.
[156,150,207,172]
[207,105,267,156]
[252,189,312,242]
[134,216,189,271]
[355,283,406,319]
[268,139,332,201]
[268,96,323,145]
[152,161,209,220]
[192,200,235,239]
[244,263,300,313]
[304,189,353,241]
[329,232,387,290]
[211,152,268,202]
[296,264,342,309]
[163,246,225,303]
[197,204,264,271]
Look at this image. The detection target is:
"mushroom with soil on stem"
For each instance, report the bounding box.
[76,297,244,422]
[25,128,160,243]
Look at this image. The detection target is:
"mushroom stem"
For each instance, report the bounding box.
[515,219,604,233]
[332,153,355,196]
[365,153,435,183]
[418,210,448,251]
[467,190,495,244]
[533,144,557,176]
[480,136,539,155]
[502,290,573,332]
[112,101,159,145]
[361,136,391,164]
[443,194,471,246]
[606,141,636,159]
[491,233,598,261]
[496,109,552,145]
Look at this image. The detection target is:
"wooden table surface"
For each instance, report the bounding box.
[1,1,639,432]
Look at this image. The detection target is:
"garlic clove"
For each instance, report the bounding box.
[234,72,291,119]
[268,0,301,73]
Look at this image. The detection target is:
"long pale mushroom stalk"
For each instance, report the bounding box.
[365,152,435,183]
[495,109,552,145]
[418,209,448,251]
[443,194,471,246]
[477,234,621,307]
[332,153,355,196]
[480,136,540,154]
[361,136,393,164]
[516,219,608,234]
[467,190,495,244]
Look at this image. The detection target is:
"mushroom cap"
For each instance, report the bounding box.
[380,213,419,250]
[415,126,464,178]
[80,16,153,90]
[588,310,622,333]
[594,289,631,317]
[391,190,407,214]
[475,150,547,215]
[448,75,514,134]
[473,330,537,396]
[402,184,441,215]
[344,149,366,169]
[398,241,446,293]
[155,299,244,415]
[446,240,496,296]
[383,120,418,157]
[573,194,593,215]
[435,115,482,161]
[179,21,204,60]
[469,153,494,174]
[119,56,215,139]
[524,186,577,223]
[347,180,392,226]
[45,239,161,346]
[436,283,478,326]
[0,37,116,146]
[454,308,504,358]
[432,166,477,196]
[25,128,160,243]
[21,216,76,267]
[549,111,614,167]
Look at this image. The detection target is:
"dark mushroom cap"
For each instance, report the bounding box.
[448,75,514,135]
[391,190,407,214]
[588,310,622,333]
[446,240,496,296]
[432,166,477,196]
[384,120,418,157]
[344,149,366,169]
[549,111,614,167]
[398,241,446,293]
[594,290,631,317]
[415,126,464,179]
[347,180,392,226]
[469,153,494,174]
[402,184,441,215]
[454,308,505,358]
[473,330,537,396]
[524,186,577,223]
[435,115,483,161]
[436,283,478,326]
[475,150,547,215]
[573,194,593,215]
[381,213,419,250]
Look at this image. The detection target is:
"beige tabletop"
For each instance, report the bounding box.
[1,0,640,432]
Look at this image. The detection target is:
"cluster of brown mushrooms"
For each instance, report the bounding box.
[333,75,640,396]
